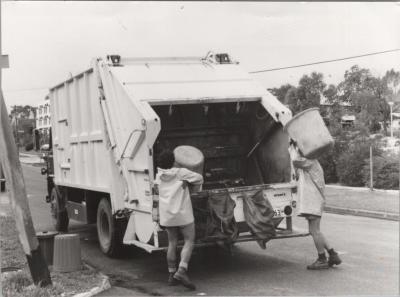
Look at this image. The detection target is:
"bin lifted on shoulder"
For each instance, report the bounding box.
[43,52,309,257]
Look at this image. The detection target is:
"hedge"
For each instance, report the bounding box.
[362,154,399,190]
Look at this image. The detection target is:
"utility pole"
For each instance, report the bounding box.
[388,101,394,138]
[369,146,373,191]
[0,2,51,286]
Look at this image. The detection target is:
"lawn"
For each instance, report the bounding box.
[325,186,399,214]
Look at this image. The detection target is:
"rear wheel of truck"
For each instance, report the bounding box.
[96,198,123,257]
[50,187,69,232]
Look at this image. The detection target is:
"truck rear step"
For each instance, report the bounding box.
[124,229,310,254]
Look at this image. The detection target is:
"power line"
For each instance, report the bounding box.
[4,48,400,92]
[249,48,400,74]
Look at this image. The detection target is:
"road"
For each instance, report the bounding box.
[22,164,399,296]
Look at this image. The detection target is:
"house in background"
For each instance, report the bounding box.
[340,114,356,129]
[319,95,356,129]
[10,106,36,149]
[34,95,51,150]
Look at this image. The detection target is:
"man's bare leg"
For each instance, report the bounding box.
[166,227,179,285]
[173,222,196,290]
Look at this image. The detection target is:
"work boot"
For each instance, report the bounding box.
[174,269,196,290]
[307,254,329,270]
[328,250,342,267]
[168,272,179,286]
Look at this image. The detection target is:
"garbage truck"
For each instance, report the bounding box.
[43,52,309,256]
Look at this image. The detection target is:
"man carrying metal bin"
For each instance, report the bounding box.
[284,108,342,269]
[289,140,342,270]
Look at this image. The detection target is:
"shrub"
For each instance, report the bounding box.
[336,137,381,187]
[319,147,338,183]
[319,131,352,183]
[363,154,399,190]
[24,142,34,151]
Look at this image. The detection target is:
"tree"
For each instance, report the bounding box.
[383,69,400,102]
[296,72,326,111]
[352,91,384,133]
[383,69,400,114]
[268,84,294,104]
[10,105,35,119]
[323,84,338,104]
[322,84,343,136]
[269,72,327,115]
[338,65,392,134]
[338,65,371,103]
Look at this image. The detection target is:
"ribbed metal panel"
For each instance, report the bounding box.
[53,234,82,272]
[36,231,58,266]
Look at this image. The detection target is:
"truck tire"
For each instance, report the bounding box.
[96,198,123,257]
[50,188,69,232]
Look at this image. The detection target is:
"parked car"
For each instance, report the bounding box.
[40,143,50,151]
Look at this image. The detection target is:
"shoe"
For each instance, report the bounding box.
[328,251,342,267]
[168,273,179,286]
[173,270,196,290]
[307,258,329,270]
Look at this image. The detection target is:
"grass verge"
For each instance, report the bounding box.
[325,186,399,214]
[1,200,106,297]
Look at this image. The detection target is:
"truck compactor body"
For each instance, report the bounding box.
[44,53,308,256]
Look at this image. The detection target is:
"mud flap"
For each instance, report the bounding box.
[123,213,136,244]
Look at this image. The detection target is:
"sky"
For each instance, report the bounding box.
[2,1,400,108]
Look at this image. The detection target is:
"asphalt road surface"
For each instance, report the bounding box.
[22,164,399,296]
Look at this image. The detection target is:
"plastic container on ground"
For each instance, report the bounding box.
[53,234,82,272]
[36,231,58,265]
[284,108,334,159]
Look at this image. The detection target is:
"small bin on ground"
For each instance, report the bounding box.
[36,231,58,266]
[53,233,82,272]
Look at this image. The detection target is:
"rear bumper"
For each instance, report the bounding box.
[124,228,310,253]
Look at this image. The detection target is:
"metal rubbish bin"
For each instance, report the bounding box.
[36,231,59,266]
[53,234,82,272]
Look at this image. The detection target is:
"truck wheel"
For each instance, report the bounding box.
[96,198,123,257]
[50,188,69,232]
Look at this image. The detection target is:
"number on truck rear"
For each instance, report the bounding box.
[264,188,294,217]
